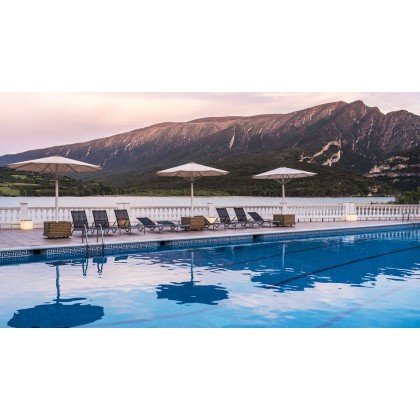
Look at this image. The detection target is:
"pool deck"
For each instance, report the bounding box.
[0,220,411,253]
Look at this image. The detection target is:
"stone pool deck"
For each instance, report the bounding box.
[0,220,411,254]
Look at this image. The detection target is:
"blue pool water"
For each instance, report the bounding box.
[1,229,419,327]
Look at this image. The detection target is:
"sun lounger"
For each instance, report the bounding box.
[233,207,256,227]
[157,220,191,231]
[136,217,190,232]
[215,208,241,228]
[203,217,225,229]
[92,210,118,234]
[137,217,165,232]
[71,210,100,241]
[114,209,145,234]
[247,211,273,227]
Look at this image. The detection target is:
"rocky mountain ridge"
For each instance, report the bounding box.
[0,100,419,192]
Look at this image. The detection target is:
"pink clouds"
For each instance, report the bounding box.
[0,92,419,155]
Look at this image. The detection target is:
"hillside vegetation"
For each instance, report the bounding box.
[0,167,113,197]
[0,160,397,198]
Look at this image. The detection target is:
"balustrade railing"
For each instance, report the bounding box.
[1,202,419,227]
[287,204,345,221]
[356,204,419,220]
[0,207,20,224]
[0,205,211,226]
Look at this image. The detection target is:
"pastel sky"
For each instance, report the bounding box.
[0,92,419,155]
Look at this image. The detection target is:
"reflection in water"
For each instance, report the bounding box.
[157,282,229,305]
[187,234,419,294]
[247,237,420,293]
[156,251,229,305]
[8,300,104,328]
[4,229,419,328]
[71,256,107,275]
[248,243,378,293]
[8,260,104,328]
[92,257,107,274]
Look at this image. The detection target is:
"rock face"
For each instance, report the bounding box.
[366,146,420,190]
[0,100,419,187]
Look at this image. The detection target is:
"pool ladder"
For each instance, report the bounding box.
[82,224,105,257]
[402,211,420,228]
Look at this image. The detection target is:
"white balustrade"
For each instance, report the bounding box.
[0,207,20,224]
[356,204,420,220]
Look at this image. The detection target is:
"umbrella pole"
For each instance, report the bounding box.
[190,181,194,217]
[282,182,286,212]
[55,177,59,222]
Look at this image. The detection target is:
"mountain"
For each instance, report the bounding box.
[366,145,420,191]
[0,100,419,195]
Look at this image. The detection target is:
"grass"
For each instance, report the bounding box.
[10,174,28,180]
[0,181,40,196]
[0,185,20,196]
[9,183,39,187]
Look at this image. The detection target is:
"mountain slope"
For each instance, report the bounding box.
[366,145,420,191]
[0,100,418,194]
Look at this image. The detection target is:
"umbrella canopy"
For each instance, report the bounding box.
[7,156,102,221]
[157,162,229,216]
[252,167,317,209]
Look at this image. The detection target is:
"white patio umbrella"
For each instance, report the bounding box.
[157,162,229,216]
[252,167,317,210]
[7,156,102,221]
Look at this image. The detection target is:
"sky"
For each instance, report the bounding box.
[1,92,420,155]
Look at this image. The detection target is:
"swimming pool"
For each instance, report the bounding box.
[1,228,419,327]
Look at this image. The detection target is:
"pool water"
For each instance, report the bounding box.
[1,229,419,327]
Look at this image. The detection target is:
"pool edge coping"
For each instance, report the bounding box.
[0,221,416,263]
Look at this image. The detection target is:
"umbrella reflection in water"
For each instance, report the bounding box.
[8,260,104,328]
[156,251,229,305]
